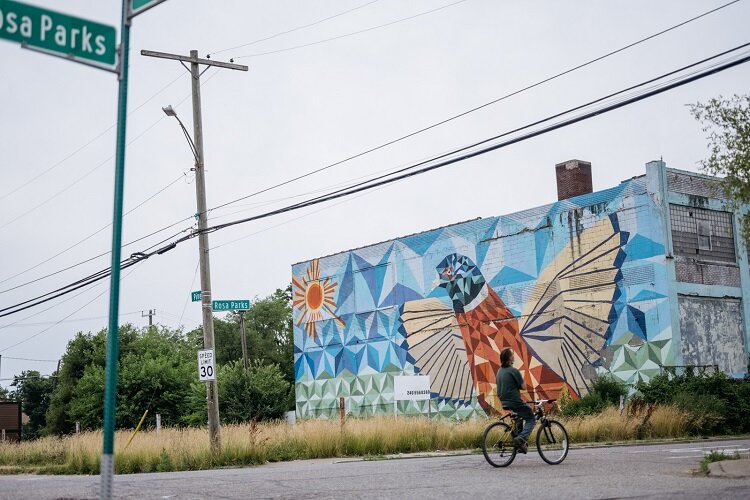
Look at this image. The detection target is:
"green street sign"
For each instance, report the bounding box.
[130,0,168,18]
[191,291,201,302]
[0,0,116,65]
[212,300,250,311]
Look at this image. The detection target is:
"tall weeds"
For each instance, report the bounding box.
[0,405,695,474]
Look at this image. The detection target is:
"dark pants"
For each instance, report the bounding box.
[503,402,536,442]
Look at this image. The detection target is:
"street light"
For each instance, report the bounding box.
[162,105,198,164]
[163,102,221,452]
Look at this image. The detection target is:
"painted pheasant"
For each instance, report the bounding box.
[401,216,627,415]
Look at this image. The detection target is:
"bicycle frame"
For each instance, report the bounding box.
[502,401,559,443]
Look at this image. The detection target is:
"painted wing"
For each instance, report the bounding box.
[401,298,474,404]
[519,216,626,395]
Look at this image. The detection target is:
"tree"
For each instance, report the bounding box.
[218,360,291,423]
[240,286,294,384]
[63,326,201,430]
[690,94,750,239]
[0,385,12,401]
[11,370,55,439]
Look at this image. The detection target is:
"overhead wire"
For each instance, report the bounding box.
[0,70,222,291]
[208,0,381,57]
[1,311,142,329]
[202,45,750,235]
[232,0,469,59]
[0,267,140,352]
[2,43,748,321]
[0,173,188,293]
[204,0,741,216]
[0,71,187,203]
[3,1,734,298]
[0,115,169,230]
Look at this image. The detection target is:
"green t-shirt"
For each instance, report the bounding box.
[497,366,524,406]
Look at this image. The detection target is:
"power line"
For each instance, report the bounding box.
[2,43,746,321]
[204,0,740,216]
[0,71,222,292]
[0,71,186,203]
[202,46,750,234]
[208,0,381,57]
[0,267,139,352]
[232,0,469,59]
[1,356,58,362]
[2,311,142,329]
[3,0,732,299]
[0,116,168,230]
[0,173,188,293]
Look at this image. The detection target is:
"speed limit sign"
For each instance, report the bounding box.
[197,349,216,381]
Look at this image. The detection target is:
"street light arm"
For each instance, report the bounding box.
[163,105,200,164]
[174,116,200,164]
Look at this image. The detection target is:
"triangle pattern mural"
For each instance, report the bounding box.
[292,175,680,421]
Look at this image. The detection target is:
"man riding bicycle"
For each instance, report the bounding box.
[496,347,535,453]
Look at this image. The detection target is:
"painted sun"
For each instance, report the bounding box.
[292,259,345,339]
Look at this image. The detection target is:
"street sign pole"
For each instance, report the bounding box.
[100,2,130,499]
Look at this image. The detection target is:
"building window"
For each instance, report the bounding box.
[669,204,735,263]
[697,220,712,251]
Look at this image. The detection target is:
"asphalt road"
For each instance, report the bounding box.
[1,439,749,499]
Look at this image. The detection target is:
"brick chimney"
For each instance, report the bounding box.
[555,159,593,201]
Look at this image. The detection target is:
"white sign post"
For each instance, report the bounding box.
[197,349,215,381]
[393,375,431,417]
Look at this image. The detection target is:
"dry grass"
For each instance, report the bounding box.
[0,405,694,474]
[562,405,690,443]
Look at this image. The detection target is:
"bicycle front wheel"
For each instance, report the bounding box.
[536,419,569,465]
[482,421,517,467]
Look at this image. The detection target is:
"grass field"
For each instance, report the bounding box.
[0,405,695,474]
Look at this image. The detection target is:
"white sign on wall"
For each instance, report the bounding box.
[197,349,215,381]
[394,375,431,401]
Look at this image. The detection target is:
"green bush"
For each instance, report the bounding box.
[635,371,750,434]
[590,374,629,406]
[219,360,291,423]
[560,374,628,417]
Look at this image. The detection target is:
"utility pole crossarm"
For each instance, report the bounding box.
[140,50,248,71]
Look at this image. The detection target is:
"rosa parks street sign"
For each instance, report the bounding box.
[0,0,116,65]
[197,349,215,381]
[212,300,250,311]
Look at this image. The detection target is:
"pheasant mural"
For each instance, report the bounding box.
[293,175,673,420]
[402,215,628,414]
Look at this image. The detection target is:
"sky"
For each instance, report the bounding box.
[0,0,748,386]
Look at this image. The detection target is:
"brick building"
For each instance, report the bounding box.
[291,160,749,419]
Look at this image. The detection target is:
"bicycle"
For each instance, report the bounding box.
[481,399,569,467]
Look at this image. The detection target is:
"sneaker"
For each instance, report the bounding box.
[519,439,528,454]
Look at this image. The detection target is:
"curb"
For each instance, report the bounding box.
[707,458,750,479]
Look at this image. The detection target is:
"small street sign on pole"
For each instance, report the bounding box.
[0,0,117,68]
[191,291,201,302]
[212,300,251,311]
[129,0,169,18]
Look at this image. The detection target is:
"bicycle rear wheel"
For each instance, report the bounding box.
[482,421,517,467]
[536,419,569,465]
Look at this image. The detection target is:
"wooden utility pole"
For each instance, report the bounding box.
[141,49,247,454]
[239,312,249,371]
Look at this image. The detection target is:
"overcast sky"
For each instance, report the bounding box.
[1,0,748,385]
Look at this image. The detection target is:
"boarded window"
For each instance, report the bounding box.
[669,205,735,263]
[697,220,712,251]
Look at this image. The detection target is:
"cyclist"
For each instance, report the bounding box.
[496,347,535,453]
